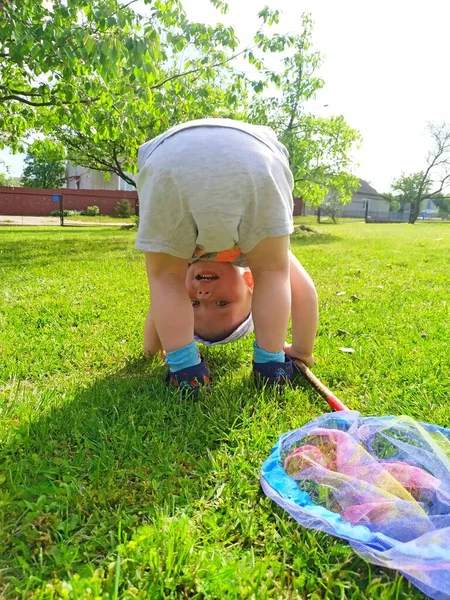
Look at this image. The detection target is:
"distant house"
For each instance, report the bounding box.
[303,178,390,218]
[420,198,439,218]
[66,163,135,191]
[342,179,389,218]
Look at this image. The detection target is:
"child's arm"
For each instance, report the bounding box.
[284,251,318,367]
[143,305,165,358]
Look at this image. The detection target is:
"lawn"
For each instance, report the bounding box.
[0,222,449,599]
[64,215,135,224]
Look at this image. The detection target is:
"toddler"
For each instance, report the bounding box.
[136,118,318,392]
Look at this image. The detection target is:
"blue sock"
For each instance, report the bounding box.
[253,342,285,364]
[166,340,201,373]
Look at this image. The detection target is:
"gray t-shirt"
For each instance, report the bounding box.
[138,118,290,170]
[135,118,294,259]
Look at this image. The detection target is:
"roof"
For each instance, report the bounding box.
[355,179,382,198]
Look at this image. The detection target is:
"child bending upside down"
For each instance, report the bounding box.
[135,118,318,393]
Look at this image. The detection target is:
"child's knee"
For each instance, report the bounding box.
[145,252,188,279]
[246,235,290,274]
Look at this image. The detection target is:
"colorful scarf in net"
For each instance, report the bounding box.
[261,411,450,599]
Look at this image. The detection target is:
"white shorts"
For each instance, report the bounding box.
[135,125,294,258]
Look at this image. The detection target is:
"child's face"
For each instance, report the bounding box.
[185,263,253,341]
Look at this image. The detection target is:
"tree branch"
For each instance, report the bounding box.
[286,62,304,132]
[428,172,450,197]
[111,144,136,187]
[412,129,450,212]
[0,93,99,107]
[0,95,58,107]
[423,146,445,181]
[68,148,117,172]
[2,89,45,97]
[122,0,139,8]
[294,176,327,187]
[149,47,248,90]
[64,135,136,188]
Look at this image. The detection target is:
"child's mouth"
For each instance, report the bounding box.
[195,273,219,281]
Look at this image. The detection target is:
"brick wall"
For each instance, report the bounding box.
[1,185,302,218]
[0,186,138,217]
[293,197,305,216]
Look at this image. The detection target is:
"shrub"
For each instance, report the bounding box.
[50,209,70,217]
[319,194,344,223]
[114,199,133,218]
[86,205,100,216]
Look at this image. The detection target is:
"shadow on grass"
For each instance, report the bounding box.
[0,359,422,599]
[0,357,253,586]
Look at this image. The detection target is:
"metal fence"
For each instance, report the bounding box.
[0,185,138,227]
[306,199,448,223]
[0,214,137,228]
[366,210,410,223]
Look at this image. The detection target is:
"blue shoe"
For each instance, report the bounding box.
[253,356,294,387]
[165,356,210,395]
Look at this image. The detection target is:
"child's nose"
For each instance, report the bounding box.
[197,290,211,298]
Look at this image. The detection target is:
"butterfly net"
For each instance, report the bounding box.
[261,411,450,600]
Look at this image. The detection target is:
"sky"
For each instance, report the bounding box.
[1,0,449,192]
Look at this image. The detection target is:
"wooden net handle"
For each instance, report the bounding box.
[293,360,349,412]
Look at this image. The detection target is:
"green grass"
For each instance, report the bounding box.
[0,222,449,599]
[64,215,135,223]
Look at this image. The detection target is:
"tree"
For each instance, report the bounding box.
[0,171,13,186]
[21,139,66,188]
[248,13,361,205]
[54,10,360,198]
[1,2,360,201]
[391,172,431,218]
[0,0,241,151]
[318,192,345,223]
[382,191,410,213]
[0,161,13,186]
[391,123,450,223]
[432,195,450,218]
[45,71,247,187]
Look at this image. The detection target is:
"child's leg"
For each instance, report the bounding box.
[145,252,210,393]
[246,235,291,354]
[145,252,193,352]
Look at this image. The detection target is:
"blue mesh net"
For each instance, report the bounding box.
[261,411,450,599]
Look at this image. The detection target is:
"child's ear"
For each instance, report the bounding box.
[243,270,254,290]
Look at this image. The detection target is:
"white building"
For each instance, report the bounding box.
[342,179,389,218]
[66,163,135,191]
[304,178,390,219]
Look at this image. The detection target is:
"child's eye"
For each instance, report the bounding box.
[191,300,200,307]
[216,301,229,307]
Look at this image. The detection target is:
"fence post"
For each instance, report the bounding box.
[59,194,64,227]
[364,200,369,223]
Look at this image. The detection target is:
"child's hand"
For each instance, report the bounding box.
[283,343,314,368]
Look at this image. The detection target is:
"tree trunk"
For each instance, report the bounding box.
[409,199,421,224]
[317,207,321,223]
